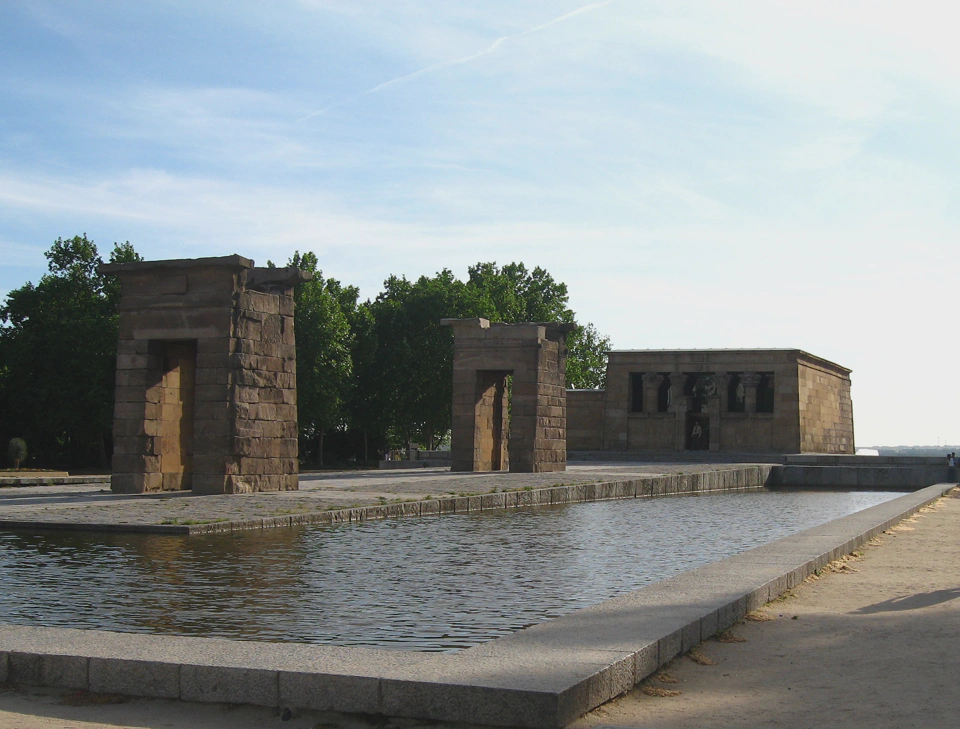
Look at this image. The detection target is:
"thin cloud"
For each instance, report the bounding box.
[298,0,617,121]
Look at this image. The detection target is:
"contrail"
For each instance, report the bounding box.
[298,0,617,121]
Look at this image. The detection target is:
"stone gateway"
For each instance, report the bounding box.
[100,255,309,494]
[568,349,854,455]
[442,318,575,473]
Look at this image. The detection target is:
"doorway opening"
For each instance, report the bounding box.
[151,340,197,490]
[685,412,709,451]
[475,370,512,471]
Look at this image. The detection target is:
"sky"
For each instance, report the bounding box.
[1,0,957,447]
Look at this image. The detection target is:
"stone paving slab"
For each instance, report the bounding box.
[0,463,767,534]
[0,483,950,728]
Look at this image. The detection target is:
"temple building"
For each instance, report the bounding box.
[567,349,854,454]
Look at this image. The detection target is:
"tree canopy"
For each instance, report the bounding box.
[0,239,611,468]
[288,251,355,465]
[0,235,140,467]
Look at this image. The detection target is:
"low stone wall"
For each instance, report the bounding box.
[416,450,452,465]
[149,465,776,535]
[772,464,954,489]
[784,454,947,465]
[566,389,605,450]
[377,460,430,470]
[569,450,787,463]
[1,483,950,728]
[0,475,110,488]
[0,466,775,536]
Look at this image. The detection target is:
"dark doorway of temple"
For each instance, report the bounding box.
[157,341,197,490]
[685,413,709,450]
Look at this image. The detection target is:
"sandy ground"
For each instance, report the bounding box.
[3,488,955,729]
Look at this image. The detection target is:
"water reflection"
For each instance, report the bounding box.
[0,490,903,651]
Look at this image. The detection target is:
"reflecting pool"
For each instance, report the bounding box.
[0,489,903,650]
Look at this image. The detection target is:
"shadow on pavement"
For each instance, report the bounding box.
[851,587,960,614]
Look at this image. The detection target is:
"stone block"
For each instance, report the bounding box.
[699,609,719,642]
[658,629,682,666]
[8,651,42,685]
[279,671,379,713]
[633,641,658,681]
[192,474,229,495]
[680,620,701,653]
[380,678,560,729]
[40,654,89,690]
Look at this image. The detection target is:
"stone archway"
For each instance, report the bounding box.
[442,318,574,473]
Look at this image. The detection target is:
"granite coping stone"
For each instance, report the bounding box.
[0,475,110,487]
[0,483,951,728]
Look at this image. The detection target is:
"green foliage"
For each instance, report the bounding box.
[566,323,612,389]
[1,241,609,466]
[353,261,610,450]
[465,262,573,323]
[360,270,478,450]
[7,437,27,469]
[463,262,610,389]
[0,235,141,467]
[289,251,355,465]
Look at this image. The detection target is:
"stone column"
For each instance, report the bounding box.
[641,373,663,414]
[715,373,731,414]
[741,372,762,413]
[669,372,687,450]
[707,374,724,451]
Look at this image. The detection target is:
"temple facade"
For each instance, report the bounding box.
[568,349,854,454]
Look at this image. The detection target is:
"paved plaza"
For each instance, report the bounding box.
[0,462,736,530]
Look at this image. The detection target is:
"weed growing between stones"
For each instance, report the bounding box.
[716,630,747,643]
[688,648,716,666]
[642,686,681,697]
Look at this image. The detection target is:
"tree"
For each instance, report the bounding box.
[289,252,354,467]
[0,235,141,468]
[360,270,477,450]
[465,262,610,389]
[349,262,611,453]
[466,262,573,323]
[566,322,611,389]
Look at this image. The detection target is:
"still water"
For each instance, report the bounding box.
[0,490,903,651]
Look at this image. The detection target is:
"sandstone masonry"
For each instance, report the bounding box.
[568,349,854,454]
[442,318,574,473]
[100,255,309,494]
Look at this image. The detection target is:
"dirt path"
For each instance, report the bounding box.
[575,489,960,729]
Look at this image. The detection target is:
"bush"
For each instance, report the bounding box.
[8,437,27,469]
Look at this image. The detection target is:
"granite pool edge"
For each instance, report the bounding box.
[0,482,952,728]
[0,465,774,535]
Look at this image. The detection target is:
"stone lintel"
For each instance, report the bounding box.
[99,255,253,275]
